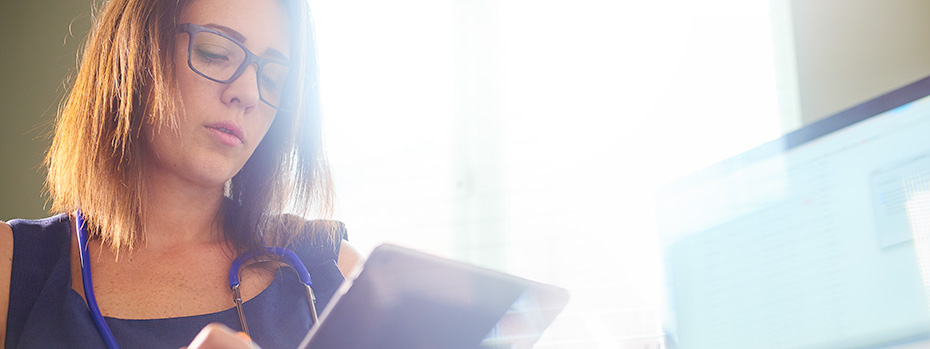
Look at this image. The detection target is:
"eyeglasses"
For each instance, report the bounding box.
[178,23,292,110]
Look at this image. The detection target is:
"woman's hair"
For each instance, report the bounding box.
[44,0,335,254]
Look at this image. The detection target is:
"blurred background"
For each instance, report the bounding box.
[3,0,930,347]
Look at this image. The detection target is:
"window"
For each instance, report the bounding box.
[310,0,786,346]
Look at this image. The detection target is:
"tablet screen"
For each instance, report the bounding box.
[299,244,568,349]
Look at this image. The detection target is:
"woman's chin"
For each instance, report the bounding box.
[172,166,240,191]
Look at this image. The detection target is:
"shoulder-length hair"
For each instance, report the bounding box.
[45,0,334,254]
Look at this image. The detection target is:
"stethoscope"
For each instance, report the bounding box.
[75,210,319,349]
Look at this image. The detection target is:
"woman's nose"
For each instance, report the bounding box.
[221,63,261,112]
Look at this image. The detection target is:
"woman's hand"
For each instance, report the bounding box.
[183,323,260,349]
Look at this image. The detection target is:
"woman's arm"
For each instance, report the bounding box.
[336,240,363,278]
[0,221,14,348]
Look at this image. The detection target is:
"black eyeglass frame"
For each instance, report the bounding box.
[178,23,293,111]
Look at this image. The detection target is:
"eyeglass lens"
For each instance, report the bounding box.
[189,30,289,109]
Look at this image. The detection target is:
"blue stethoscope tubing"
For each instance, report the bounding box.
[75,209,317,349]
[75,210,118,349]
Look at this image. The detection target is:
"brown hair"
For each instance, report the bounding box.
[45,0,335,254]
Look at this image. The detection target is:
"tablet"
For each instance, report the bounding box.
[298,244,569,349]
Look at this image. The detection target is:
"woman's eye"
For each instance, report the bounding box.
[261,75,282,92]
[194,46,231,65]
[261,63,289,93]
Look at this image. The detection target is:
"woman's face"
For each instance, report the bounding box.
[144,0,291,189]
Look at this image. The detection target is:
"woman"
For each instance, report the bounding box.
[0,0,361,347]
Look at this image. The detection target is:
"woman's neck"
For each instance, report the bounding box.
[140,169,228,249]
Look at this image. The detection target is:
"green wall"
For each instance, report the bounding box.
[1,1,91,220]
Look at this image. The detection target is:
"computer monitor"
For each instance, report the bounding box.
[656,75,930,348]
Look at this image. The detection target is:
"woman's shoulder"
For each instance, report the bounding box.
[269,214,347,252]
[1,214,74,294]
[4,214,72,252]
[270,214,362,276]
[0,219,12,253]
[5,214,71,237]
[336,239,363,277]
[1,220,11,347]
[0,215,70,347]
[0,219,12,257]
[1,214,73,290]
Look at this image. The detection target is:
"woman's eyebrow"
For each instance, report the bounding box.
[204,23,247,43]
[266,48,288,62]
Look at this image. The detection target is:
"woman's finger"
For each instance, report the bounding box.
[185,323,260,349]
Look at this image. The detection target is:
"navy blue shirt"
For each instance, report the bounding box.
[5,214,346,348]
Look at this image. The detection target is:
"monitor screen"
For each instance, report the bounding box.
[657,76,930,349]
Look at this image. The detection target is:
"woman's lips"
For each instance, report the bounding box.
[205,122,244,146]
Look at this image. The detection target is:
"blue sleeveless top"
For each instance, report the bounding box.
[5,214,347,348]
